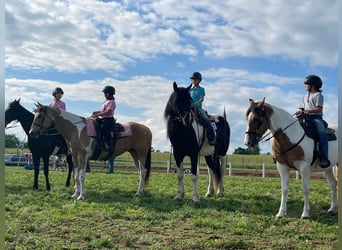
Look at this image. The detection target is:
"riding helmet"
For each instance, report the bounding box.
[190,72,202,81]
[52,87,64,96]
[102,85,115,95]
[304,75,323,89]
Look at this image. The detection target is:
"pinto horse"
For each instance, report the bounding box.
[29,103,152,200]
[164,82,230,202]
[244,98,338,219]
[5,99,74,190]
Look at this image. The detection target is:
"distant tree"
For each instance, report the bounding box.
[5,134,27,148]
[233,147,260,155]
[5,134,21,148]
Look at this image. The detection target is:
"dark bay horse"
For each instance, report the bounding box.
[5,99,74,190]
[164,82,230,202]
[29,103,152,200]
[244,98,338,218]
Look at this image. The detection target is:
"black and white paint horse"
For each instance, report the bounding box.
[244,98,338,219]
[164,82,230,202]
[5,99,74,190]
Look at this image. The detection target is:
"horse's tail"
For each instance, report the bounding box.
[144,147,152,187]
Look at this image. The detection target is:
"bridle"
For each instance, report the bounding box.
[32,106,55,135]
[245,106,269,142]
[245,106,305,155]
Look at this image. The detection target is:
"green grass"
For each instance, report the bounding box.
[5,166,337,249]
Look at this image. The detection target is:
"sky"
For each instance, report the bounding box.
[4,0,338,154]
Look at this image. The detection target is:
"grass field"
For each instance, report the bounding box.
[5,166,337,249]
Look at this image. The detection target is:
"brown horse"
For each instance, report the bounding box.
[29,103,152,200]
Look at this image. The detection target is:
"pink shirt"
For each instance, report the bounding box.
[99,99,115,118]
[49,100,66,110]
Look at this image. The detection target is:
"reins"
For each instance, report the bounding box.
[247,108,306,155]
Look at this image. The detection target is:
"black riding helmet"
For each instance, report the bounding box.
[52,87,64,97]
[304,75,323,90]
[190,72,202,81]
[102,85,115,95]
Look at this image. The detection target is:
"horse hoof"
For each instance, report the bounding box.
[135,192,142,196]
[205,192,213,198]
[301,216,311,220]
[173,196,183,201]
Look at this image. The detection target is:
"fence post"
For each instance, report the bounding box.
[262,163,265,178]
[228,162,232,176]
[166,160,170,173]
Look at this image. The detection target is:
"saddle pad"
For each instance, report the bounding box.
[86,118,132,138]
[117,123,132,138]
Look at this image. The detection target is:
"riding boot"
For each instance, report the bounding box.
[104,137,114,161]
[319,156,331,168]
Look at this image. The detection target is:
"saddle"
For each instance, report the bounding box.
[298,114,336,165]
[90,120,125,161]
[298,114,337,141]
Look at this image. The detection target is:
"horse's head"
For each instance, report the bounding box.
[244,98,271,148]
[164,81,193,123]
[29,103,54,138]
[5,99,22,127]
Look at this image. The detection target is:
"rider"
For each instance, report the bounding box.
[49,87,70,158]
[189,72,216,146]
[295,75,330,168]
[92,86,116,157]
[50,87,66,110]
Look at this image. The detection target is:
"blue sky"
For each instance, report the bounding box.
[5,0,338,154]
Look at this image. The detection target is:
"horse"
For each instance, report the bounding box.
[29,103,152,200]
[164,81,230,202]
[244,98,338,219]
[5,99,74,190]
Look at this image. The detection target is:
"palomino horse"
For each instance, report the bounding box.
[5,99,74,190]
[164,82,230,202]
[244,98,338,219]
[29,103,152,200]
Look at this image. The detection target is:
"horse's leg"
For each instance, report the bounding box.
[190,154,200,202]
[204,155,214,197]
[174,157,185,201]
[71,167,80,199]
[299,166,311,219]
[276,163,290,218]
[65,153,74,187]
[217,155,226,195]
[42,156,51,191]
[32,156,40,190]
[135,157,145,196]
[77,166,86,200]
[324,166,338,214]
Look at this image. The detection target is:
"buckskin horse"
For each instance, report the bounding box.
[5,99,74,190]
[244,98,338,219]
[29,103,152,200]
[164,82,230,202]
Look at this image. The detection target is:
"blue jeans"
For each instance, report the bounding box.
[108,156,115,173]
[310,115,328,157]
[197,108,215,139]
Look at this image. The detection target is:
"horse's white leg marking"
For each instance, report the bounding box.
[324,166,338,214]
[276,163,290,218]
[174,165,184,200]
[72,167,80,199]
[205,168,214,197]
[191,174,200,202]
[77,167,86,200]
[300,166,311,219]
[136,160,146,196]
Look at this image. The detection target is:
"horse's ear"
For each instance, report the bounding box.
[15,98,21,103]
[173,81,178,91]
[186,83,192,91]
[259,97,265,106]
[249,99,255,106]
